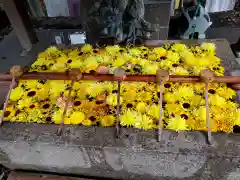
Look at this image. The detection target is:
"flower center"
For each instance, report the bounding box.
[4,111,10,117]
[160,56,167,60]
[27,91,36,97]
[46,117,52,122]
[29,104,35,109]
[164,83,171,88]
[208,89,216,94]
[89,116,96,122]
[126,103,133,108]
[67,59,72,63]
[74,101,81,106]
[43,104,50,109]
[181,114,188,120]
[183,103,190,109]
[96,100,104,105]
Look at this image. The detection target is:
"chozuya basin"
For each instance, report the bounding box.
[0,39,240,180]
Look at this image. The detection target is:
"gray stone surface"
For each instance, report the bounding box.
[1,124,240,180]
[0,35,240,179]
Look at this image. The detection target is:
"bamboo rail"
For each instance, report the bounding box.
[0,72,240,85]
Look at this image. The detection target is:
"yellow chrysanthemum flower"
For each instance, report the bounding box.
[106,94,122,106]
[105,45,120,55]
[129,48,141,56]
[217,87,236,99]
[175,86,194,99]
[171,67,189,75]
[142,64,159,74]
[167,117,188,131]
[209,94,226,107]
[152,47,167,57]
[235,109,240,126]
[194,106,207,121]
[100,115,115,127]
[136,102,147,113]
[52,110,71,124]
[82,119,92,126]
[81,44,93,53]
[50,62,66,72]
[134,114,154,130]
[147,104,160,119]
[120,110,137,127]
[17,98,33,109]
[171,43,186,52]
[113,57,126,67]
[201,42,216,54]
[16,112,28,122]
[69,111,85,125]
[10,87,24,101]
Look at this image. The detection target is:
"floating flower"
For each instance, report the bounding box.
[106,94,122,106]
[69,111,85,125]
[82,119,92,126]
[136,102,147,113]
[147,104,160,119]
[81,44,93,53]
[167,116,188,131]
[10,86,24,101]
[100,115,115,127]
[120,110,137,127]
[134,114,154,130]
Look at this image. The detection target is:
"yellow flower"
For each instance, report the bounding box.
[171,43,186,52]
[100,115,115,127]
[113,57,126,67]
[171,67,189,75]
[209,94,226,107]
[164,92,177,103]
[129,48,141,56]
[120,110,137,127]
[56,55,68,63]
[217,87,236,99]
[134,114,154,130]
[69,111,85,124]
[194,106,207,121]
[52,110,71,124]
[147,104,160,119]
[81,44,93,53]
[152,47,167,57]
[182,51,197,66]
[175,86,194,99]
[235,109,240,126]
[142,64,159,74]
[105,45,120,55]
[201,43,216,54]
[50,62,66,72]
[165,103,181,114]
[46,46,59,54]
[136,102,147,113]
[18,98,33,109]
[10,87,24,101]
[16,112,28,122]
[82,119,92,126]
[167,116,188,131]
[28,109,44,123]
[106,94,122,106]
[86,82,104,98]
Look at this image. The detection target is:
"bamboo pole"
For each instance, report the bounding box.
[0,72,240,84]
